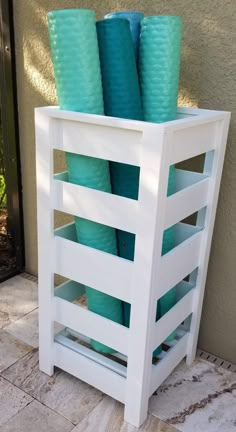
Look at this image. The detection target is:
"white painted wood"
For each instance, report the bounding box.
[168,122,217,165]
[53,236,132,303]
[53,177,138,233]
[38,106,152,131]
[54,342,126,403]
[150,333,189,395]
[62,328,90,342]
[35,106,230,428]
[53,297,129,355]
[54,280,85,302]
[186,114,231,365]
[39,105,227,131]
[157,231,202,300]
[54,222,76,241]
[152,289,194,351]
[176,280,195,301]
[54,171,68,182]
[53,118,142,166]
[156,326,187,355]
[124,127,168,427]
[171,108,228,129]
[177,107,228,120]
[35,109,54,376]
[175,169,208,192]
[174,222,201,245]
[55,334,127,377]
[164,177,210,229]
[62,327,129,364]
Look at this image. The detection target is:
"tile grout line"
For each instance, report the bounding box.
[0,344,35,376]
[0,350,106,428]
[0,399,33,430]
[3,305,39,331]
[68,393,108,429]
[0,376,33,430]
[1,271,38,331]
[0,375,75,430]
[0,398,75,431]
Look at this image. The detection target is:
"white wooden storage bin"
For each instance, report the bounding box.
[35,106,230,427]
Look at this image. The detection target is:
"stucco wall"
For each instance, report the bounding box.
[13,0,236,362]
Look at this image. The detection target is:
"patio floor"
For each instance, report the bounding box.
[0,274,235,431]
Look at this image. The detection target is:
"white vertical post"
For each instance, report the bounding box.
[35,109,54,375]
[124,126,170,427]
[186,114,230,365]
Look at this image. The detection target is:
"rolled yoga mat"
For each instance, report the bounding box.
[48,9,123,353]
[104,11,144,61]
[139,15,182,346]
[96,18,143,329]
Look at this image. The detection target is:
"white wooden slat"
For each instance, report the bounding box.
[176,112,195,120]
[37,106,226,131]
[150,333,189,395]
[35,109,54,376]
[164,177,210,229]
[176,326,187,338]
[124,128,168,427]
[54,342,126,403]
[152,290,194,351]
[157,231,202,300]
[177,107,211,116]
[174,222,201,245]
[53,297,129,355]
[53,235,132,303]
[55,334,127,377]
[54,222,76,241]
[177,107,228,120]
[176,280,195,302]
[54,280,85,302]
[175,169,208,192]
[54,171,68,182]
[37,106,149,131]
[186,114,231,365]
[53,177,138,234]
[158,326,187,354]
[168,122,216,165]
[52,117,143,166]
[174,109,227,129]
[61,328,129,364]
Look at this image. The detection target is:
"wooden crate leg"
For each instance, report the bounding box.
[35,109,54,376]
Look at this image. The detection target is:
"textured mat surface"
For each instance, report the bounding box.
[48,9,122,353]
[139,15,182,122]
[97,18,143,328]
[96,18,142,120]
[104,11,144,61]
[139,15,182,343]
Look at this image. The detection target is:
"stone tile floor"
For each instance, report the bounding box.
[0,274,235,431]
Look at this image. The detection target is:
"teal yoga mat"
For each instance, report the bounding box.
[104,11,144,61]
[139,15,182,344]
[96,18,142,330]
[48,9,123,353]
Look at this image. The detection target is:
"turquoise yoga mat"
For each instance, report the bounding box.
[104,11,144,61]
[139,15,182,345]
[96,17,143,329]
[48,9,123,353]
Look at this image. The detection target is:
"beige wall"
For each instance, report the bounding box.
[13,0,236,362]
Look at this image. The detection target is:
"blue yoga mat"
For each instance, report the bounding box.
[104,11,144,61]
[96,17,143,330]
[139,15,182,346]
[48,9,123,353]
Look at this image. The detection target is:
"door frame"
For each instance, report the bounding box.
[0,0,24,280]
